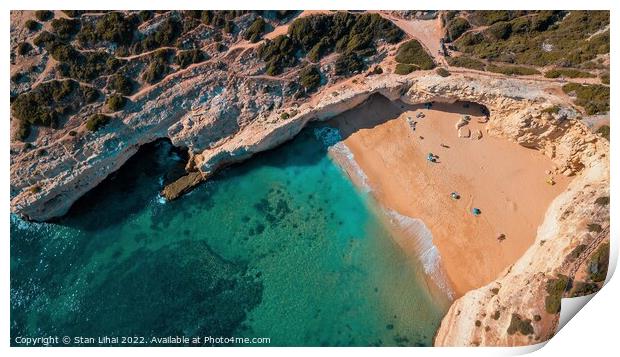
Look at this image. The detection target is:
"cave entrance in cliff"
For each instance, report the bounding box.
[326,93,490,143]
[59,138,190,230]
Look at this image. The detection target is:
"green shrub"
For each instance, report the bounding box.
[86,114,111,131]
[11,80,82,129]
[544,68,595,78]
[299,65,321,92]
[335,52,365,75]
[32,31,57,48]
[142,61,168,84]
[545,275,569,314]
[562,83,609,115]
[541,105,560,115]
[259,12,403,75]
[454,11,608,67]
[436,67,451,77]
[570,281,600,297]
[106,94,126,111]
[25,19,40,31]
[394,63,418,75]
[446,17,471,41]
[259,35,298,75]
[395,39,435,70]
[51,18,80,40]
[61,10,84,18]
[507,314,534,335]
[596,125,609,141]
[133,17,181,53]
[485,21,512,40]
[17,42,33,56]
[108,74,133,95]
[35,10,54,22]
[57,50,124,82]
[468,10,514,26]
[486,64,540,76]
[175,49,205,69]
[280,112,290,120]
[11,72,24,83]
[95,12,138,46]
[447,56,486,71]
[600,72,609,85]
[587,242,609,282]
[244,17,266,43]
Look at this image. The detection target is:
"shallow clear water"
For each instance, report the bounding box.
[11,127,448,346]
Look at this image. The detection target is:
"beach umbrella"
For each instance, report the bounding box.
[472,208,481,216]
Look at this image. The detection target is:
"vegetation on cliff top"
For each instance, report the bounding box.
[259,12,404,75]
[11,80,99,140]
[562,83,609,115]
[451,11,609,68]
[395,39,435,70]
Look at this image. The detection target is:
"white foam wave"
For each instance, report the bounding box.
[384,209,455,300]
[313,127,371,192]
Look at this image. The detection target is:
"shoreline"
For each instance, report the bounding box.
[323,126,456,306]
[323,94,572,297]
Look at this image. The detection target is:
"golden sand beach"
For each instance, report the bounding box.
[328,94,572,297]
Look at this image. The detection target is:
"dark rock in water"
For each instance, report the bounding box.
[161,171,204,200]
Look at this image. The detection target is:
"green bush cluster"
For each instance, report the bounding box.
[394,39,435,70]
[11,80,96,140]
[35,10,54,22]
[106,94,126,111]
[175,49,205,69]
[467,10,525,26]
[597,125,609,141]
[541,105,560,115]
[244,17,266,43]
[454,11,609,67]
[334,52,365,76]
[108,74,134,95]
[600,72,609,85]
[394,63,418,75]
[562,83,609,115]
[447,56,486,71]
[587,242,609,282]
[25,19,40,31]
[436,67,451,77]
[86,113,111,131]
[486,64,540,76]
[259,12,403,75]
[445,17,471,41]
[201,10,250,28]
[50,18,81,41]
[34,31,124,82]
[141,48,174,84]
[299,65,321,92]
[132,17,181,54]
[507,314,534,335]
[61,10,85,18]
[545,275,569,314]
[544,68,595,79]
[17,42,33,56]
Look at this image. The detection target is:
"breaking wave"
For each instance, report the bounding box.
[384,209,455,300]
[313,126,370,192]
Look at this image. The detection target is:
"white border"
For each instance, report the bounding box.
[3,1,617,356]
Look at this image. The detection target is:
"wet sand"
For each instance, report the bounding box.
[327,94,571,297]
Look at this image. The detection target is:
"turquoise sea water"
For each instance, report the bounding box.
[10,127,448,346]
